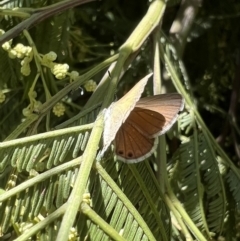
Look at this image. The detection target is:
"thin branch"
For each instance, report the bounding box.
[0,0,96,45]
[169,0,202,57]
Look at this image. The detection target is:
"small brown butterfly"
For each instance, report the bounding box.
[102,74,184,163]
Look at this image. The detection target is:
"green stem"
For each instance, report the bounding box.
[192,125,210,236]
[1,123,93,149]
[0,158,81,202]
[165,181,206,240]
[56,113,104,241]
[121,0,166,52]
[81,202,127,241]
[164,195,194,241]
[0,9,30,18]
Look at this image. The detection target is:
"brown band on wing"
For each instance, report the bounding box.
[135,94,184,136]
[125,108,166,138]
[115,121,155,161]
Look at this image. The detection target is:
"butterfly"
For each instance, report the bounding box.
[102,74,184,163]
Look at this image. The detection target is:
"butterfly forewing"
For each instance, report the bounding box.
[135,93,184,137]
[126,108,166,138]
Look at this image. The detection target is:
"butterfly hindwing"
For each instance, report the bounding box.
[115,121,157,163]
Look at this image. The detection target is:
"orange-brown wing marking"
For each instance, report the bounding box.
[115,121,155,161]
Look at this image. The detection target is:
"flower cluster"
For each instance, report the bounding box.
[1,29,33,76]
[41,51,71,80]
[53,102,65,117]
[84,79,97,92]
